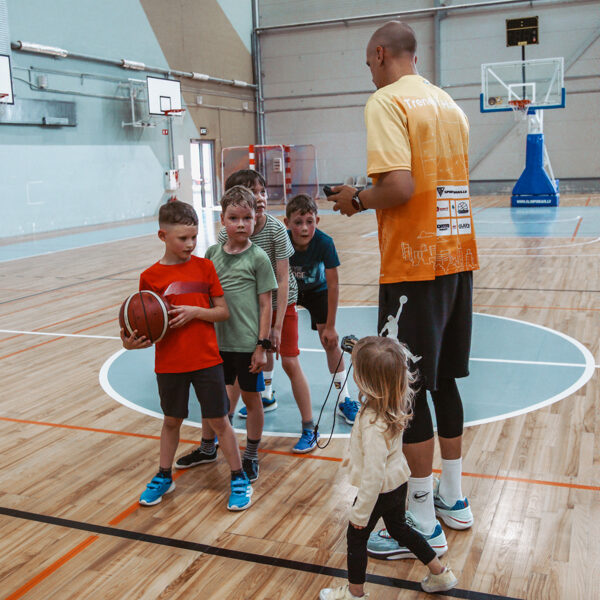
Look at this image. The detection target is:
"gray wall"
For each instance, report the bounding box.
[258,0,600,189]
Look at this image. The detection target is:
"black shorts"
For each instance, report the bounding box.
[378,271,473,391]
[220,351,266,393]
[156,363,229,419]
[297,289,328,330]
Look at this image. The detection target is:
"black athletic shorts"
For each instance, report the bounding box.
[220,351,266,393]
[297,289,328,330]
[156,363,229,419]
[378,271,473,391]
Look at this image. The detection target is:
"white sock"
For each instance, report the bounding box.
[439,457,463,505]
[333,369,350,400]
[407,475,437,535]
[262,370,273,399]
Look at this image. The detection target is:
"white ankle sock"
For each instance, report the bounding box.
[439,457,463,505]
[333,369,350,399]
[262,370,273,399]
[407,475,437,535]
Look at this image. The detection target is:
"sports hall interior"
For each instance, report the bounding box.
[0,1,598,599]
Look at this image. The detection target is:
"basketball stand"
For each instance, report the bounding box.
[481,57,564,207]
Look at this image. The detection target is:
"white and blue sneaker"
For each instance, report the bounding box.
[227,473,253,511]
[434,478,474,530]
[139,473,176,506]
[367,511,448,560]
[337,397,360,425]
[292,429,319,454]
[238,393,278,418]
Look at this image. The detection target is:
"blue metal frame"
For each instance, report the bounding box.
[479,88,566,113]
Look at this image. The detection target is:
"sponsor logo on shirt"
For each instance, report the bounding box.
[436,185,469,199]
[436,200,450,219]
[457,218,472,235]
[437,219,451,236]
[457,200,471,216]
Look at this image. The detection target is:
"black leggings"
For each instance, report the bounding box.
[403,377,464,444]
[347,483,436,584]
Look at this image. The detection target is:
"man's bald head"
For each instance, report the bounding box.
[369,21,417,57]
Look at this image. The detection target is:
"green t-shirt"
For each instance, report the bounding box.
[205,242,278,353]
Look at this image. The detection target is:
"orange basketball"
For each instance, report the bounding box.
[119,290,171,344]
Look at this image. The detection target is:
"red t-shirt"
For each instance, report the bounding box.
[139,256,223,374]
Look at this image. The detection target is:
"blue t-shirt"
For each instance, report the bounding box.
[288,228,340,293]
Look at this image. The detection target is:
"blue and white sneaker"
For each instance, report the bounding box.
[139,473,176,506]
[367,511,447,559]
[292,429,319,454]
[434,477,474,530]
[238,393,278,418]
[227,473,253,511]
[337,397,360,425]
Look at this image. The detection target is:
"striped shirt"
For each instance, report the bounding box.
[218,213,298,308]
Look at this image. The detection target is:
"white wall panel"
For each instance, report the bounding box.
[259,1,600,186]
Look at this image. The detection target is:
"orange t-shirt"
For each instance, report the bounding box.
[365,74,479,283]
[139,256,223,374]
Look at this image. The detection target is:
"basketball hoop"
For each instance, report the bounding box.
[0,93,8,99]
[162,108,186,117]
[508,99,532,121]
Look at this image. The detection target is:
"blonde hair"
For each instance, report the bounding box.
[352,336,416,437]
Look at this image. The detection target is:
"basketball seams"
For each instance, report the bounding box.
[142,290,169,342]
[119,290,169,344]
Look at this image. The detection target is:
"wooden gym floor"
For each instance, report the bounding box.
[0,194,598,599]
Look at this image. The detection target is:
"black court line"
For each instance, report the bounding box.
[0,507,522,600]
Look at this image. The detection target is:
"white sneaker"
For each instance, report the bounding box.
[434,477,474,530]
[319,585,369,600]
[421,566,458,593]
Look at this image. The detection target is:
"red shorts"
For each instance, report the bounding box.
[272,303,300,357]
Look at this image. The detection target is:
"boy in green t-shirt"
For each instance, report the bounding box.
[176,186,277,483]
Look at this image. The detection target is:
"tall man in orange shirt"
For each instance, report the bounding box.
[330,21,479,560]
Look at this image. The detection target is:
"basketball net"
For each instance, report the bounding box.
[508,99,531,122]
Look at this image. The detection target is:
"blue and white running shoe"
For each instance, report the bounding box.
[337,397,360,425]
[292,429,319,453]
[434,477,474,530]
[227,473,253,511]
[139,473,175,506]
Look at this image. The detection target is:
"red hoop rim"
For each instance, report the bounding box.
[0,93,8,98]
[508,99,532,111]
[162,108,186,116]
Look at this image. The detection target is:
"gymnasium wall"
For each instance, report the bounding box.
[0,0,255,238]
[258,0,600,192]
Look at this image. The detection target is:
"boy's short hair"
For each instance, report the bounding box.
[225,169,266,191]
[220,185,257,213]
[159,199,198,227]
[286,194,318,219]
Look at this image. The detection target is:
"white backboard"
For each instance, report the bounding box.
[146,76,182,115]
[0,54,15,104]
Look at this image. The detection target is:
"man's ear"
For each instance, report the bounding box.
[316,216,321,225]
[284,217,289,227]
[220,213,225,226]
[377,45,385,65]
[158,229,166,242]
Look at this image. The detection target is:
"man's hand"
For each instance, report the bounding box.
[269,325,282,360]
[249,346,267,373]
[120,328,151,350]
[328,185,359,217]
[319,325,339,351]
[168,305,197,329]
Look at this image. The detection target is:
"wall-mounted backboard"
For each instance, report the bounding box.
[0,54,15,104]
[146,76,182,116]
[481,57,564,113]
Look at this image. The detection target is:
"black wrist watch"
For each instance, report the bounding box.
[351,191,366,212]
[256,338,273,350]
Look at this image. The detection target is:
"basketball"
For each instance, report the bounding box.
[119,290,171,343]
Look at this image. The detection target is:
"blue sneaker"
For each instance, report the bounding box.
[238,393,278,418]
[139,473,176,506]
[292,429,319,454]
[337,397,360,425]
[242,457,259,482]
[367,512,448,559]
[227,473,253,511]
[434,477,474,530]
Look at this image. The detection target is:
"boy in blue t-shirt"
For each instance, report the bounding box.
[285,194,359,424]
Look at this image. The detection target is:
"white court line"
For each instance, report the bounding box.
[0,329,118,340]
[476,216,581,224]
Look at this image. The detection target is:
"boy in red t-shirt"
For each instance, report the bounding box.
[121,200,252,511]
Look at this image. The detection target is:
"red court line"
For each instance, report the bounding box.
[4,535,99,600]
[585,196,591,206]
[0,416,343,462]
[571,216,583,241]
